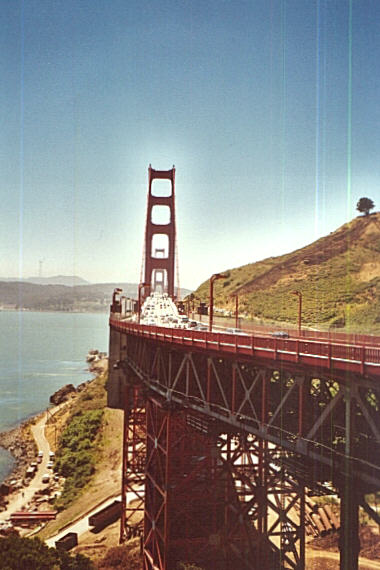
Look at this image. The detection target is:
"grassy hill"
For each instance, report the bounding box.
[192,212,380,334]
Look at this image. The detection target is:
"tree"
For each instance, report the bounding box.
[356,197,375,216]
[0,536,94,569]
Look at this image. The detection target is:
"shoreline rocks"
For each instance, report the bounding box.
[0,420,38,505]
[49,384,76,406]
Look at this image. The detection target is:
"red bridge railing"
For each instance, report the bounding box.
[110,318,380,379]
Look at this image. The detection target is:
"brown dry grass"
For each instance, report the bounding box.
[306,548,380,569]
[358,261,380,282]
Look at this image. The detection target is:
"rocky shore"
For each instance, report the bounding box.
[0,419,39,491]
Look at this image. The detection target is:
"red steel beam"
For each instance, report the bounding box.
[110,319,380,379]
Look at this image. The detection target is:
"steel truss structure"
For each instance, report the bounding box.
[123,394,305,569]
[110,327,380,569]
[120,384,146,542]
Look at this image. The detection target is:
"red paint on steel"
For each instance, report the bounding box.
[143,166,176,298]
[298,379,305,436]
[120,386,146,543]
[110,319,380,379]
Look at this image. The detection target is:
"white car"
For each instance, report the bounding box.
[226,328,249,336]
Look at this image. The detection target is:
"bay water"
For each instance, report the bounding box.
[0,311,109,483]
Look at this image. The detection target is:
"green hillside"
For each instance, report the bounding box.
[192,212,380,334]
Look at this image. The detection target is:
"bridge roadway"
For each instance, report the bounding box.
[210,316,380,347]
[110,317,380,381]
[109,310,380,570]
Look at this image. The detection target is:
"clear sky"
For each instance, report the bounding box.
[2,0,380,289]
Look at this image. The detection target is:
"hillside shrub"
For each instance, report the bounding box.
[97,544,141,570]
[329,315,345,328]
[54,410,103,508]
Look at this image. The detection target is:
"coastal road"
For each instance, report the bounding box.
[0,411,52,521]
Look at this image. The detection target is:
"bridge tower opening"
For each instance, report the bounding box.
[143,166,176,299]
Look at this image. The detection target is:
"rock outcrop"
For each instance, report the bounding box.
[50,384,76,405]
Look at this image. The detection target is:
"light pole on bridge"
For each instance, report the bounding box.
[230,293,239,329]
[111,288,123,313]
[138,283,150,324]
[209,273,228,332]
[186,293,195,317]
[291,290,302,336]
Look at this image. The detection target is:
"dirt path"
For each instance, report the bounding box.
[0,409,55,521]
[307,548,380,569]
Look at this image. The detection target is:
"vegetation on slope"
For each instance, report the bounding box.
[193,212,380,333]
[97,542,142,570]
[0,535,94,569]
[52,368,110,510]
[54,410,103,509]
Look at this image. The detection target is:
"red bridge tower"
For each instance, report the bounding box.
[143,165,176,298]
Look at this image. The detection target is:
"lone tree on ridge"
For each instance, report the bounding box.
[356,197,375,216]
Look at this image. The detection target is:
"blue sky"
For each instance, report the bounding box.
[1,0,380,289]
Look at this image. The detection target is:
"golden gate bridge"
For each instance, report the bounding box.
[108,166,380,570]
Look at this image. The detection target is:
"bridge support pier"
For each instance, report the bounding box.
[339,485,360,570]
[339,385,360,570]
[142,402,271,569]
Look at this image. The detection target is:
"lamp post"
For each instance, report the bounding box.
[230,294,239,329]
[111,287,123,313]
[138,282,150,324]
[209,273,227,332]
[112,288,122,304]
[111,288,123,313]
[291,290,302,336]
[198,300,204,322]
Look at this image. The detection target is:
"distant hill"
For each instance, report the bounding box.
[26,275,90,286]
[0,280,192,313]
[0,275,90,286]
[192,212,380,334]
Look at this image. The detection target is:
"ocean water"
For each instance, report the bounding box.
[0,311,109,483]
